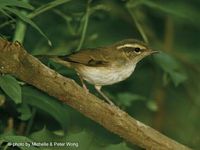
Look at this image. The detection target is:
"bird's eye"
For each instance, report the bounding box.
[134,47,141,54]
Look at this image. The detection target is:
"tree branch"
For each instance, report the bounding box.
[0,39,191,150]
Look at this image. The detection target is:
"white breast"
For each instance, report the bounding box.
[77,63,136,86]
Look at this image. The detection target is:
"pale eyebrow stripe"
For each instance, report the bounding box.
[117,44,145,50]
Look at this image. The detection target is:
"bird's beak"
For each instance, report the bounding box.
[150,50,159,55]
[144,49,159,56]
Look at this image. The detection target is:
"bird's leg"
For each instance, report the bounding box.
[77,73,89,93]
[95,85,114,105]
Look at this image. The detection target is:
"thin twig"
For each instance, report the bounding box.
[126,7,149,43]
[76,1,90,51]
[25,108,37,135]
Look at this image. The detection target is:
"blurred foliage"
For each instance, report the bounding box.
[0,0,200,149]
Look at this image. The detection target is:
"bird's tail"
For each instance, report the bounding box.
[35,55,71,68]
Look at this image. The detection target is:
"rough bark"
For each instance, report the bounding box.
[0,39,191,150]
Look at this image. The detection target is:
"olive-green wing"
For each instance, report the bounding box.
[60,49,110,67]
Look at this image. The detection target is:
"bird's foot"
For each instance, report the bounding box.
[95,85,115,105]
[82,83,89,93]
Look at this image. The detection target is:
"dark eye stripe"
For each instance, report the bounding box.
[121,47,135,53]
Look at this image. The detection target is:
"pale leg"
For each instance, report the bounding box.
[95,85,114,105]
[77,73,89,93]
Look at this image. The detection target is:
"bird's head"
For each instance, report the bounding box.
[113,39,158,63]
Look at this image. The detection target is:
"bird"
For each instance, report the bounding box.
[48,39,158,105]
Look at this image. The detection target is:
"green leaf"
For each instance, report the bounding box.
[30,127,65,143]
[128,0,198,21]
[169,71,187,87]
[154,52,187,86]
[65,130,92,150]
[0,75,22,104]
[28,0,72,19]
[0,94,5,106]
[105,142,132,150]
[30,129,94,150]
[22,86,70,132]
[140,1,186,17]
[146,100,158,112]
[17,104,32,121]
[0,135,38,150]
[0,8,15,20]
[0,0,34,10]
[117,93,146,107]
[5,7,51,46]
